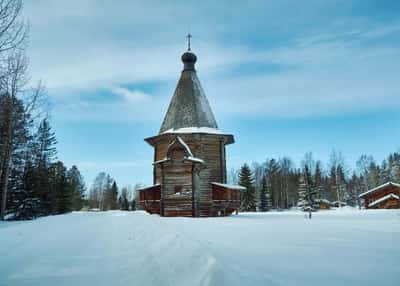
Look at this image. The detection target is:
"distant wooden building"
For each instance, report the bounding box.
[359,182,400,209]
[315,199,331,210]
[138,45,245,217]
[331,201,347,208]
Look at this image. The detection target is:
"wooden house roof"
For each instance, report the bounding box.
[136,184,161,192]
[359,181,400,198]
[159,50,218,134]
[368,193,399,207]
[211,182,246,191]
[153,136,204,165]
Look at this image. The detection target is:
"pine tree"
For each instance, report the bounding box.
[297,166,318,219]
[347,173,360,207]
[0,95,31,219]
[105,181,119,210]
[238,163,256,211]
[259,176,268,212]
[336,164,347,207]
[279,157,293,209]
[14,160,40,219]
[35,119,57,168]
[67,165,86,211]
[379,160,391,185]
[391,160,400,183]
[32,119,58,215]
[131,199,136,211]
[264,159,280,209]
[119,187,130,211]
[367,161,380,188]
[314,161,323,200]
[49,161,72,214]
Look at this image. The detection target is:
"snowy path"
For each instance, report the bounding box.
[0,210,399,286]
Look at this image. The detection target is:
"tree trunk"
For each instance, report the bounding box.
[0,107,14,220]
[0,96,15,220]
[0,156,11,220]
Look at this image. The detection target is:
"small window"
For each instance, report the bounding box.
[174,186,183,195]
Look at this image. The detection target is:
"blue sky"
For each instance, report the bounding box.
[23,0,400,188]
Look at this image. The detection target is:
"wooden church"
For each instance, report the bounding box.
[138,40,245,217]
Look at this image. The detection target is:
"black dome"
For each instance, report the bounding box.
[181,51,197,63]
[181,51,197,70]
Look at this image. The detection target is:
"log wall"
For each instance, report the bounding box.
[143,133,237,217]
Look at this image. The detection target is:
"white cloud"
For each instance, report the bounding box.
[110,87,151,103]
[23,1,400,121]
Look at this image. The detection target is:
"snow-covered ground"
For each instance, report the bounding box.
[0,209,399,286]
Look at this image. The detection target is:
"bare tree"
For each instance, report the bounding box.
[328,149,348,208]
[0,0,28,54]
[0,1,29,220]
[0,53,29,219]
[279,157,293,209]
[301,152,315,175]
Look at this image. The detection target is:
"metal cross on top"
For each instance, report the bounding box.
[186,33,192,51]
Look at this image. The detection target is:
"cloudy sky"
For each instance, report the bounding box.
[23,0,400,187]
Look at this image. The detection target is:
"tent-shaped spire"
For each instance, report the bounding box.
[159,49,218,134]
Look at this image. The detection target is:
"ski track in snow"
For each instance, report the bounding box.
[0,209,399,286]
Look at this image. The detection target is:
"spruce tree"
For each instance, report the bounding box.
[379,160,391,185]
[391,160,400,183]
[67,165,86,211]
[35,118,57,168]
[347,173,360,207]
[15,160,41,219]
[0,95,31,219]
[33,118,57,214]
[239,163,256,211]
[259,176,268,212]
[119,187,130,211]
[107,181,119,210]
[314,161,323,200]
[297,166,318,219]
[336,164,347,207]
[100,174,113,211]
[264,159,280,209]
[131,199,136,211]
[49,161,72,214]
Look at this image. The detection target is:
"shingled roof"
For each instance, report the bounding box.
[159,50,218,134]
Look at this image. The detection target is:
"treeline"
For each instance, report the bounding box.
[236,150,400,211]
[0,0,86,220]
[88,172,137,211]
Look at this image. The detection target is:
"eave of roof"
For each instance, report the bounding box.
[136,184,161,192]
[211,182,246,191]
[144,131,234,147]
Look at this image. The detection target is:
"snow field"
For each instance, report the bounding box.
[0,209,399,286]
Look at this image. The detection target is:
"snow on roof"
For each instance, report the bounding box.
[316,199,331,204]
[368,193,399,207]
[176,136,193,157]
[211,182,246,191]
[158,63,219,134]
[154,137,204,165]
[136,184,161,192]
[185,156,204,164]
[153,158,170,165]
[162,127,227,135]
[359,182,400,198]
[332,201,347,205]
